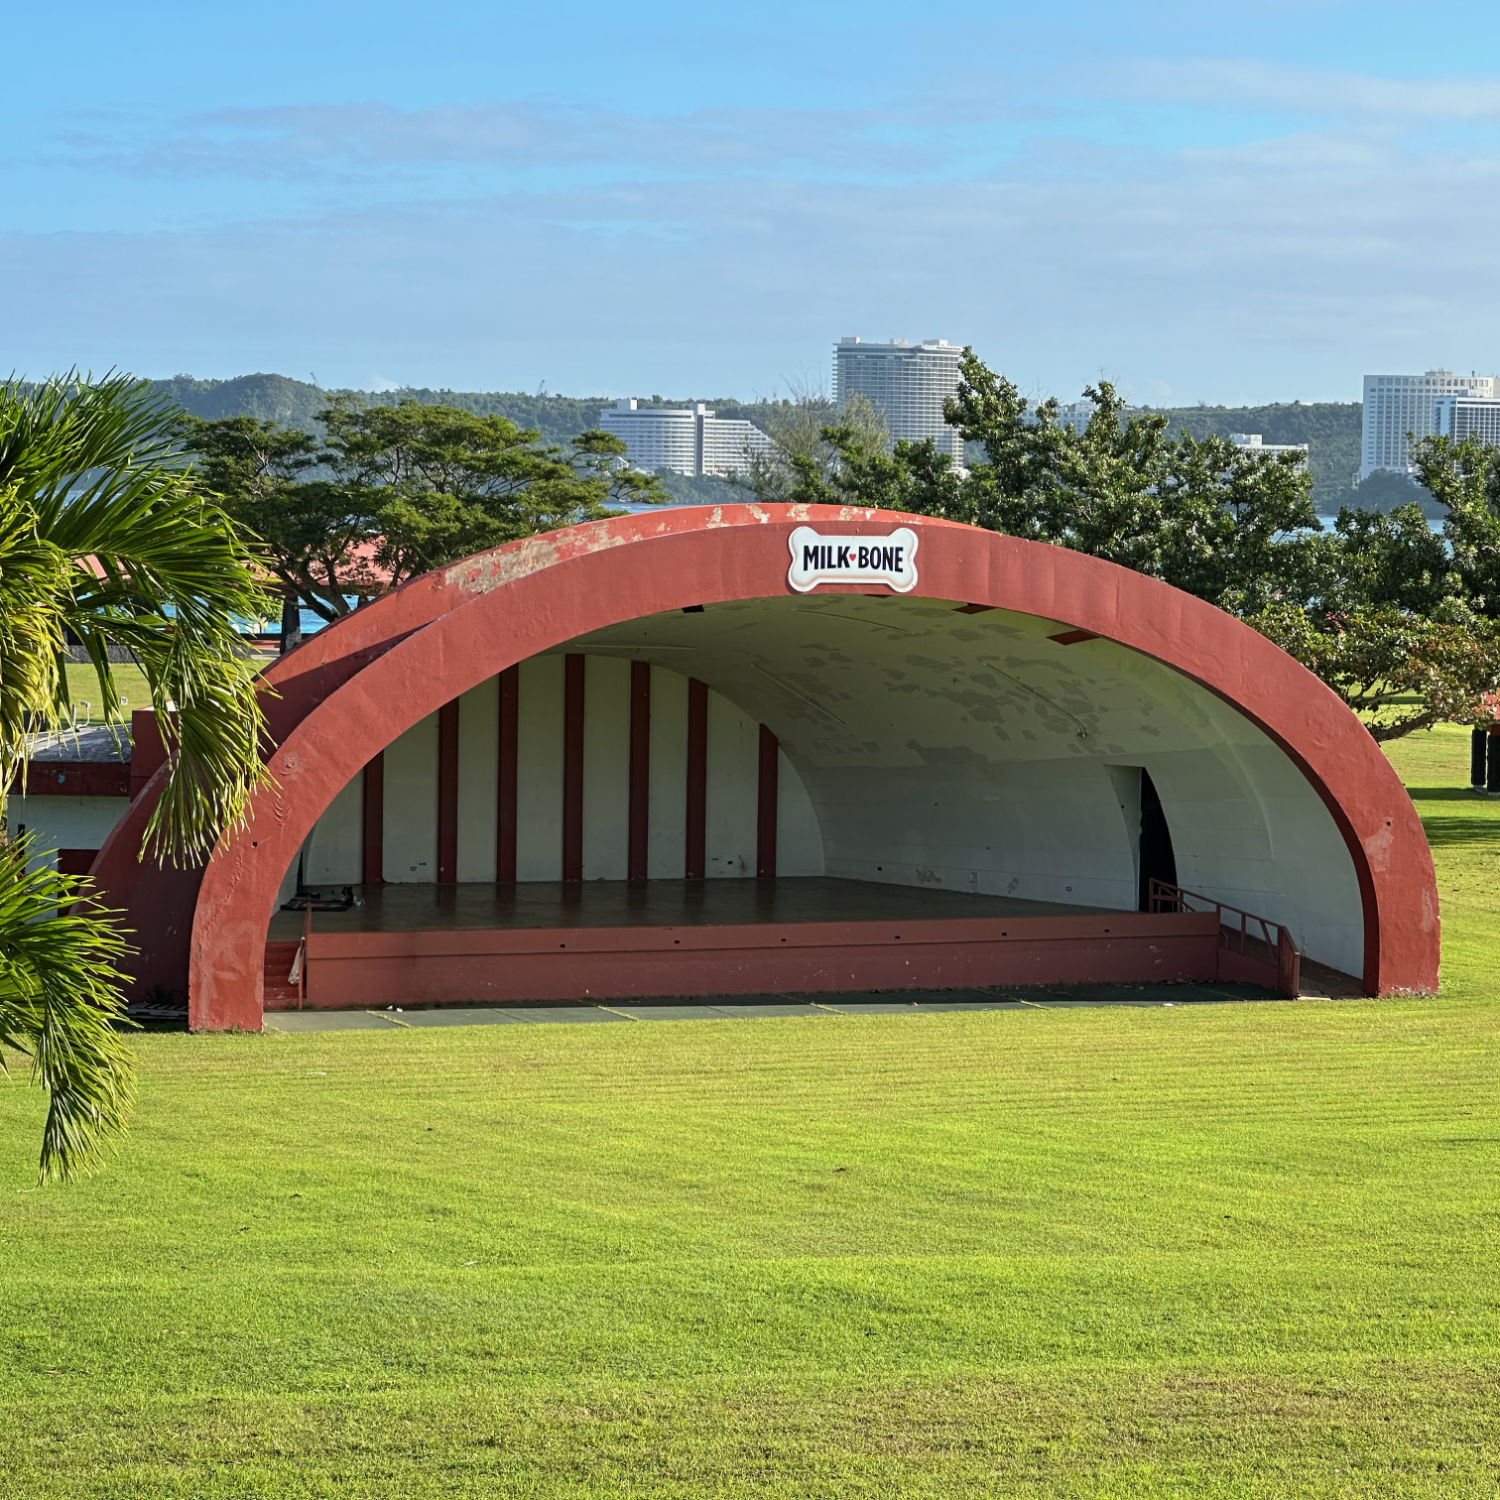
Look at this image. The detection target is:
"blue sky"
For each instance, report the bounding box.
[7,0,1500,404]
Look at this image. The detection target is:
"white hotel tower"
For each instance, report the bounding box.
[599,400,773,479]
[834,337,966,463]
[1360,371,1500,480]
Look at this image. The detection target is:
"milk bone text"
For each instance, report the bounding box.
[801,542,906,573]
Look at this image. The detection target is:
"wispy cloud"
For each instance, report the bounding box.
[46,59,1500,201]
[17,54,1500,400]
[51,99,953,183]
[8,111,1500,402]
[1095,58,1500,124]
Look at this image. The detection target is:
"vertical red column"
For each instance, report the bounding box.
[497,665,519,883]
[361,751,385,887]
[563,654,586,882]
[756,724,779,880]
[129,708,166,798]
[628,661,651,882]
[685,677,708,880]
[437,698,460,884]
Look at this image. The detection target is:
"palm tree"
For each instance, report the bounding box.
[0,373,273,1181]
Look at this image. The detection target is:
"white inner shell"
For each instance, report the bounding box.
[296,593,1363,976]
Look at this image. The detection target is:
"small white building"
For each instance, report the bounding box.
[598,399,773,479]
[1230,433,1309,472]
[1054,398,1142,433]
[9,723,138,876]
[1056,399,1096,433]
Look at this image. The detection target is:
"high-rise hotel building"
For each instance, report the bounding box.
[599,400,774,479]
[1360,371,1500,480]
[1434,393,1500,449]
[833,337,965,463]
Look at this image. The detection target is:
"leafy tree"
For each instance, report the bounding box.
[179,415,380,627]
[1315,503,1458,617]
[1249,602,1500,741]
[322,400,663,578]
[948,369,1324,611]
[184,402,666,621]
[1280,452,1500,733]
[806,350,1500,740]
[569,428,668,508]
[1412,433,1500,618]
[1151,398,1361,512]
[804,355,1323,613]
[736,388,888,505]
[1,374,273,1180]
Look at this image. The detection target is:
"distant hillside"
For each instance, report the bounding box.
[153,373,616,447]
[151,374,1436,517]
[152,373,794,453]
[150,374,780,506]
[1127,401,1442,516]
[1147,402,1360,509]
[153,373,336,429]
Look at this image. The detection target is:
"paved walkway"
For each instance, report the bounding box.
[264,981,1292,1031]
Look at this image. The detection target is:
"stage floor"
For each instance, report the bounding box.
[263,877,1259,1012]
[269,877,1116,939]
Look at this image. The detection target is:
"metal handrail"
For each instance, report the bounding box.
[1148,878,1301,997]
[288,902,311,1010]
[1147,878,1278,949]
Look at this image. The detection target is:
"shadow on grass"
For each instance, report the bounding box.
[1414,815,1500,848]
[1406,787,1496,802]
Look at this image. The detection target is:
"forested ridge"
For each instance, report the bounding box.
[152,373,800,451]
[1150,401,1360,507]
[151,373,1425,513]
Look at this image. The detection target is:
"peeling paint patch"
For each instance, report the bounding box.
[446,535,562,594]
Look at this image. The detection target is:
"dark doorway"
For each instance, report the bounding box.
[1138,770,1177,910]
[56,848,100,877]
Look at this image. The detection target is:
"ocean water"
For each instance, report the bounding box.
[274,598,361,637]
[1316,512,1444,535]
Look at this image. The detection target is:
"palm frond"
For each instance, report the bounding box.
[0,373,275,1181]
[0,840,136,1182]
[0,374,275,862]
[0,486,71,787]
[0,370,182,513]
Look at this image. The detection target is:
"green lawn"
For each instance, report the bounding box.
[62,662,154,719]
[61,655,271,720]
[1,725,1497,1497]
[1385,725,1500,998]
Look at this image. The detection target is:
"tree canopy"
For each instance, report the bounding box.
[765,348,1500,741]
[1413,432,1500,619]
[182,400,664,623]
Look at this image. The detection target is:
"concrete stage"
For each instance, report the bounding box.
[269,877,1118,937]
[266,877,1241,1011]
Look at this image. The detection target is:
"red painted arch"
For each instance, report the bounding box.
[92,505,1439,1028]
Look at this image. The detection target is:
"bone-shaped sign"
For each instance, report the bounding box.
[786,526,919,593]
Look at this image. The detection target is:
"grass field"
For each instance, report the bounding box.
[61,662,154,719]
[61,655,271,720]
[2,725,1497,1497]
